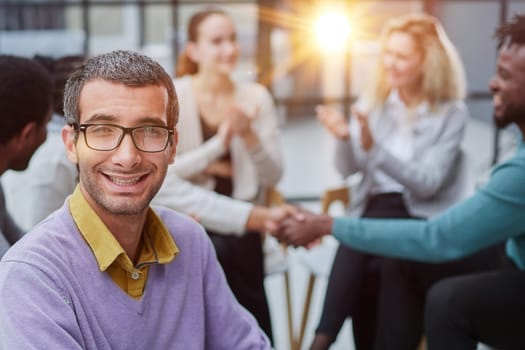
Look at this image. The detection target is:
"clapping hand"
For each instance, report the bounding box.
[316,105,350,140]
[226,105,260,148]
[351,107,374,151]
[227,105,258,136]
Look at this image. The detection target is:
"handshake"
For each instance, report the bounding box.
[262,205,334,248]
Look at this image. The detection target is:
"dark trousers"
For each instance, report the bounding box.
[208,231,273,343]
[316,193,413,350]
[425,269,525,350]
[376,243,518,350]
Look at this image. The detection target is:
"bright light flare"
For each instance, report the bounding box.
[314,11,351,53]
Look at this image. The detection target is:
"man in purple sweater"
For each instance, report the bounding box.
[0,50,274,349]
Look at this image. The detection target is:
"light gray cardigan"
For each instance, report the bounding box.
[154,76,283,235]
[337,97,470,218]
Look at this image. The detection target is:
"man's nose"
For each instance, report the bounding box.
[111,133,141,167]
[488,76,498,92]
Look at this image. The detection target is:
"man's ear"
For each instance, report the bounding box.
[18,122,37,142]
[168,129,178,165]
[62,125,78,164]
[8,122,38,152]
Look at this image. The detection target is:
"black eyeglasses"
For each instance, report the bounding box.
[75,124,174,153]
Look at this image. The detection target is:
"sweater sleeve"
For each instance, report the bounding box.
[373,101,468,198]
[332,153,525,262]
[0,261,85,349]
[334,137,364,178]
[333,100,376,177]
[170,136,226,179]
[244,85,283,187]
[201,232,271,349]
[154,168,253,235]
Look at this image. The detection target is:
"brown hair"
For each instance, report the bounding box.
[175,8,227,77]
[64,50,178,130]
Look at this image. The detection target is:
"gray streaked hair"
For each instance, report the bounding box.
[63,50,178,129]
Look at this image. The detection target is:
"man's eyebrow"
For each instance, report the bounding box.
[136,117,168,126]
[83,115,167,126]
[83,114,115,123]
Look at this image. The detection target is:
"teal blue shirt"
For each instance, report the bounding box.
[333,140,525,269]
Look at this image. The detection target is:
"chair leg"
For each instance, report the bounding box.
[297,273,316,350]
[418,337,426,350]
[284,270,297,350]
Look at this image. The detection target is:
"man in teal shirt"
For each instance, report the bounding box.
[270,14,525,349]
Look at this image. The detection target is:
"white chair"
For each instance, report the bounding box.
[263,187,297,350]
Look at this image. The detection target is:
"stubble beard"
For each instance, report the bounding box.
[79,168,164,216]
[493,103,524,129]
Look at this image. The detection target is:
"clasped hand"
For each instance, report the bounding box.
[266,207,332,248]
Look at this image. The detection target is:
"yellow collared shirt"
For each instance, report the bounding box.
[69,186,179,299]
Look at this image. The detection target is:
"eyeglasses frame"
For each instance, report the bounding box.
[74,123,174,153]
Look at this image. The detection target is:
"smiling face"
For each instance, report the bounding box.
[489,43,525,130]
[188,13,239,75]
[383,31,424,92]
[63,80,176,220]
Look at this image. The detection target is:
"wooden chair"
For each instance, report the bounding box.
[263,187,297,350]
[295,185,350,350]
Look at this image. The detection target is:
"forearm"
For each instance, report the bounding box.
[375,138,464,198]
[331,187,523,262]
[374,101,468,197]
[154,172,252,235]
[246,91,283,186]
[334,138,362,177]
[171,137,226,179]
[247,141,283,186]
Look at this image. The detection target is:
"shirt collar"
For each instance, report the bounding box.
[386,89,430,116]
[69,185,178,272]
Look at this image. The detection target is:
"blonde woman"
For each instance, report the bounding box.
[311,13,469,350]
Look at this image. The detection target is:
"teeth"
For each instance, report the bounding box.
[109,176,141,186]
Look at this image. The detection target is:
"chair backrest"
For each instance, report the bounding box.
[265,187,285,207]
[321,186,351,214]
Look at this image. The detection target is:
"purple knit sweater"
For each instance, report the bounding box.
[0,203,270,349]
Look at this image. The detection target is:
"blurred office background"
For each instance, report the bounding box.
[1,1,525,349]
[2,0,522,197]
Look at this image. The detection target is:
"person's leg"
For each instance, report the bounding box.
[375,243,508,350]
[311,193,411,350]
[375,258,425,350]
[209,232,235,284]
[425,269,525,350]
[209,232,273,342]
[231,232,273,342]
[311,246,372,350]
[352,257,381,350]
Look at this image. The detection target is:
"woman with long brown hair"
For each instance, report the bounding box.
[160,8,283,342]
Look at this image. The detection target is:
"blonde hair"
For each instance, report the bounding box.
[361,13,466,111]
